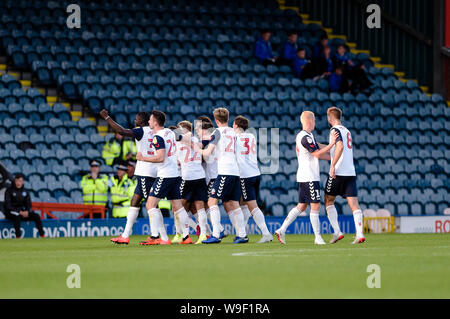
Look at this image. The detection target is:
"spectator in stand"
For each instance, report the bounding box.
[4,173,45,238]
[292,48,311,79]
[279,31,298,65]
[328,66,350,93]
[332,44,354,73]
[313,45,334,79]
[349,63,372,95]
[254,30,278,66]
[312,34,329,59]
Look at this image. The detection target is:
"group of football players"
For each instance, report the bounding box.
[99,105,365,246]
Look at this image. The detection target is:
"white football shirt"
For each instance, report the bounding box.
[176,136,205,180]
[153,128,180,178]
[295,130,320,182]
[236,131,260,178]
[133,126,157,178]
[329,125,356,176]
[213,127,240,176]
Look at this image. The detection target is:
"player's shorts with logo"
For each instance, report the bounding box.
[209,175,241,202]
[324,175,358,198]
[240,175,261,202]
[180,178,208,202]
[207,179,216,196]
[134,176,156,199]
[298,181,321,203]
[149,177,182,200]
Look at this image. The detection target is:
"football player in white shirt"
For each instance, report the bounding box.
[233,115,272,243]
[275,111,338,245]
[99,109,169,245]
[195,108,248,244]
[175,120,210,244]
[325,107,365,244]
[194,116,226,239]
[136,110,193,245]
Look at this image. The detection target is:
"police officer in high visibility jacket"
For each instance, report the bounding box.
[102,132,137,166]
[80,160,108,206]
[109,162,136,218]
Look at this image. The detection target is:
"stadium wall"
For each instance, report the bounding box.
[0,217,357,239]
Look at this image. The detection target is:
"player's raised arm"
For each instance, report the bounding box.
[195,129,220,160]
[100,109,134,138]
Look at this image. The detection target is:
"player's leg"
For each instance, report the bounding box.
[170,177,192,244]
[242,176,271,242]
[111,176,147,244]
[225,199,248,243]
[194,200,208,244]
[27,211,45,237]
[347,196,365,243]
[309,202,325,245]
[275,182,309,244]
[240,199,251,225]
[324,176,345,244]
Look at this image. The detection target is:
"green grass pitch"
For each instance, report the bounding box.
[1,233,449,298]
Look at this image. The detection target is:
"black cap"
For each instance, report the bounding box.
[117,160,128,171]
[127,160,136,167]
[90,159,101,167]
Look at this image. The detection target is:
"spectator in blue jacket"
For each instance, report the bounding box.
[279,31,298,65]
[329,66,344,92]
[312,34,329,59]
[254,30,278,66]
[292,48,311,79]
[313,45,334,79]
[332,44,354,71]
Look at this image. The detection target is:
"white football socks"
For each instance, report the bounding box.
[209,205,222,238]
[309,210,321,238]
[230,208,247,238]
[251,207,271,236]
[188,215,198,231]
[353,209,364,238]
[241,205,251,225]
[326,205,341,235]
[197,208,208,236]
[148,208,160,238]
[279,206,302,233]
[174,207,190,238]
[174,213,181,234]
[155,209,168,241]
[122,207,139,238]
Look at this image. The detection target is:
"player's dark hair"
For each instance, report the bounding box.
[151,110,166,126]
[327,106,342,120]
[14,173,25,180]
[168,125,178,131]
[233,115,249,131]
[136,112,150,125]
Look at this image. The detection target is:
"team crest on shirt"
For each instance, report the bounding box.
[152,137,159,148]
[22,192,27,196]
[306,136,313,143]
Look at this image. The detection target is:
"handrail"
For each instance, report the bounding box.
[31,202,106,219]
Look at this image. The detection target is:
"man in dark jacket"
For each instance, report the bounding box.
[4,173,45,238]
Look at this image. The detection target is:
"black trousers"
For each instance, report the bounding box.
[4,211,45,237]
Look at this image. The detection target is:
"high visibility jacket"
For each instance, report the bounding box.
[158,198,171,211]
[80,174,108,206]
[102,138,137,166]
[109,175,136,218]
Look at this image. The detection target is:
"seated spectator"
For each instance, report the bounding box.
[349,63,372,95]
[292,48,312,79]
[312,45,334,79]
[332,44,354,72]
[312,34,329,59]
[329,66,350,93]
[4,173,45,238]
[254,29,278,66]
[279,31,298,65]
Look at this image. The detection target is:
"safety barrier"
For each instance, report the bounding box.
[31,202,106,219]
